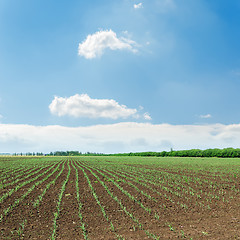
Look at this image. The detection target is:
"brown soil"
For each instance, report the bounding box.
[0,159,239,240]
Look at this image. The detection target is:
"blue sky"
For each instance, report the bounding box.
[1,0,240,153]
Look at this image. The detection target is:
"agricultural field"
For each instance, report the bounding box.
[0,156,239,239]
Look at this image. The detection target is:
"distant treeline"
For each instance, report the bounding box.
[112,148,240,158]
[12,151,102,157]
[47,151,105,156]
[11,148,240,158]
[43,148,240,158]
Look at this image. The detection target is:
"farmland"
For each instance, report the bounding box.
[0,156,239,239]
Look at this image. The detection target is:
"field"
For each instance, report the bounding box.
[0,156,239,239]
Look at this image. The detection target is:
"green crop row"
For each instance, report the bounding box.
[51,160,71,240]
[76,161,160,240]
[0,161,62,223]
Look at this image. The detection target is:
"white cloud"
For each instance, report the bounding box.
[143,112,152,120]
[200,114,212,119]
[134,3,143,9]
[78,30,138,59]
[1,122,240,153]
[49,94,138,119]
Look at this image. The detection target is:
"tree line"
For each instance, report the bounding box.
[112,148,240,158]
[12,148,240,158]
[47,148,240,158]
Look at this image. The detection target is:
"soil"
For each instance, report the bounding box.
[0,159,239,240]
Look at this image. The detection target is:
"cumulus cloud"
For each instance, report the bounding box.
[1,122,240,153]
[200,114,212,119]
[49,94,138,119]
[143,112,152,120]
[134,3,143,9]
[78,29,138,59]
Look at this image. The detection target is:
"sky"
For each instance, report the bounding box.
[1,0,240,153]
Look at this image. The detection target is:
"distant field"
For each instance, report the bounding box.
[0,156,239,239]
